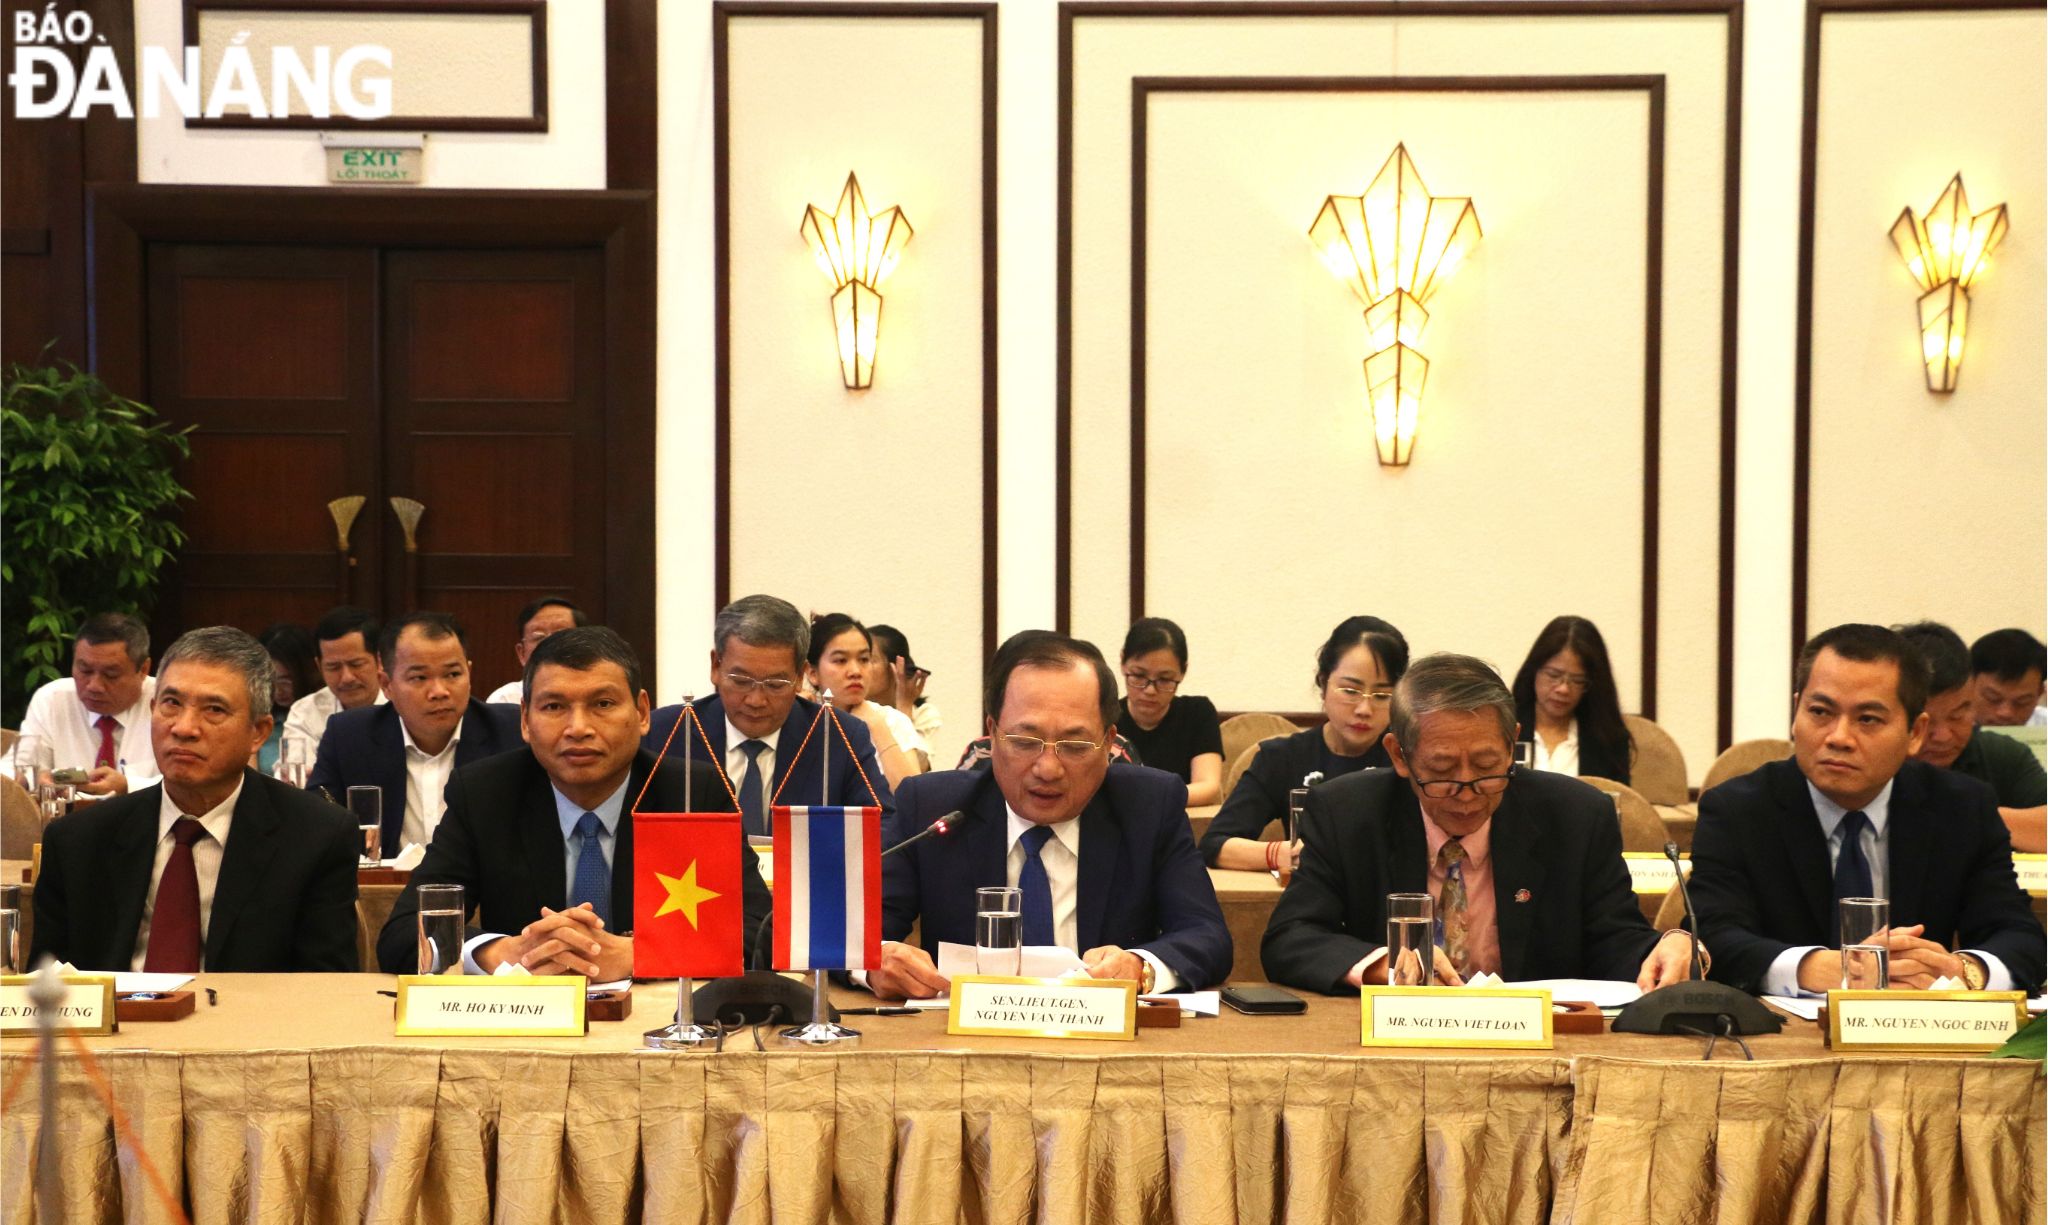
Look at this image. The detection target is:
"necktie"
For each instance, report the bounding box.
[1436,838,1470,974]
[568,811,611,928]
[1019,825,1056,947]
[1833,810,1874,906]
[736,740,769,837]
[94,716,118,770]
[143,818,206,972]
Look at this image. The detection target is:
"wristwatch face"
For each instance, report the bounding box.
[1962,957,1986,991]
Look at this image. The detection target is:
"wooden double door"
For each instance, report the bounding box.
[146,243,610,698]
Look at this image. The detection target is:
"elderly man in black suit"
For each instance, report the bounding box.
[31,626,359,972]
[1691,623,2044,995]
[1263,652,1700,993]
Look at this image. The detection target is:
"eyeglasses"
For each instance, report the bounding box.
[1412,768,1516,799]
[1123,672,1180,694]
[722,672,797,695]
[1332,685,1395,706]
[1538,667,1590,691]
[995,733,1107,762]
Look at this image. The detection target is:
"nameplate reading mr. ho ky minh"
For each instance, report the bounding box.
[394,976,588,1037]
[947,976,1138,1041]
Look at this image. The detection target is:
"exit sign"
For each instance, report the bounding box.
[321,133,425,185]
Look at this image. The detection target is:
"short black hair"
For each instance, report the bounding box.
[523,625,642,705]
[257,622,321,708]
[377,611,468,671]
[1121,617,1190,669]
[77,612,149,666]
[1895,621,1971,696]
[1794,623,1929,722]
[314,605,380,650]
[807,612,869,670]
[868,623,915,673]
[1313,615,1409,689]
[514,597,587,638]
[1971,628,2047,684]
[985,630,1118,734]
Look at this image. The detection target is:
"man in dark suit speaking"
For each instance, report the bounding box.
[1691,623,2044,995]
[865,630,1232,997]
[32,626,359,973]
[1263,653,1699,993]
[378,626,767,977]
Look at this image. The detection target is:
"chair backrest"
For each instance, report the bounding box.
[1219,736,1285,814]
[0,728,17,762]
[1621,714,1689,805]
[1577,776,1670,853]
[1,777,38,860]
[1653,883,1687,930]
[1218,713,1300,770]
[1700,738,1793,794]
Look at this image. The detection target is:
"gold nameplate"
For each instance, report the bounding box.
[0,974,117,1037]
[1621,851,1689,894]
[393,975,588,1037]
[1361,986,1555,1049]
[946,975,1138,1041]
[2013,853,2046,898]
[1825,990,2028,1052]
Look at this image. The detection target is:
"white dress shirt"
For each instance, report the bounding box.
[484,680,522,705]
[1002,806,1178,993]
[398,716,464,849]
[1532,719,1580,776]
[279,686,386,765]
[461,777,628,973]
[874,702,931,760]
[129,780,241,971]
[1762,779,2014,995]
[14,676,158,781]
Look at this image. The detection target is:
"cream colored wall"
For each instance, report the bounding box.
[722,15,988,769]
[195,10,535,118]
[1806,8,2047,643]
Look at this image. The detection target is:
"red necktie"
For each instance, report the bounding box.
[142,818,206,972]
[94,715,118,770]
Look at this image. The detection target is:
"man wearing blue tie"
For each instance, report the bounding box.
[643,595,892,832]
[1691,623,2045,995]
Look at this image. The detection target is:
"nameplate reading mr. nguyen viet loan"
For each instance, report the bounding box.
[394,975,588,1037]
[947,975,1138,1041]
[1825,990,2027,1053]
[1361,986,1555,1049]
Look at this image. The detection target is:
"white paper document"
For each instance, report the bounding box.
[1503,979,1643,1009]
[1763,995,1823,1021]
[1146,990,1220,1017]
[112,972,194,995]
[935,941,1090,982]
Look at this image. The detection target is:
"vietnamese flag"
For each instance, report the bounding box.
[632,811,745,978]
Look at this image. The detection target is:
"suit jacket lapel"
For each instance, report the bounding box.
[1884,767,1932,925]
[108,788,165,967]
[519,758,570,913]
[1771,762,1835,938]
[1487,791,1545,980]
[206,772,283,967]
[773,698,818,808]
[1382,786,1430,897]
[375,707,407,853]
[1074,790,1118,953]
[612,755,653,923]
[454,699,495,765]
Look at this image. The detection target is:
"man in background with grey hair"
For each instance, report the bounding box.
[643,594,892,838]
[1263,652,1699,992]
[30,626,360,973]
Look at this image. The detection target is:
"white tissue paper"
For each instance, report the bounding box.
[1461,971,1504,989]
[391,842,427,871]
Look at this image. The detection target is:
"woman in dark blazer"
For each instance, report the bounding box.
[1510,615,1634,785]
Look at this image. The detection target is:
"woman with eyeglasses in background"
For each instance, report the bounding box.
[1115,618,1224,805]
[1200,616,1409,870]
[1510,615,1634,785]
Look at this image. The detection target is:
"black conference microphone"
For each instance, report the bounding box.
[1613,842,1782,1037]
[1664,840,1708,982]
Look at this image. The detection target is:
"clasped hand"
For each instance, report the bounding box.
[866,940,1151,1000]
[478,903,633,980]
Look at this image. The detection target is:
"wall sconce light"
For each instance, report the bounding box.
[800,172,913,389]
[1888,173,2007,393]
[1309,144,1480,466]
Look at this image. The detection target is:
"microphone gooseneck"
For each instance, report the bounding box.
[1665,839,1706,981]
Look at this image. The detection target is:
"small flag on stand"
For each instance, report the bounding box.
[771,805,883,971]
[633,811,746,978]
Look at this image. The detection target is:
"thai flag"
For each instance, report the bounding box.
[770,805,883,971]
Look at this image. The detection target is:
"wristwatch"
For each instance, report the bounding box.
[1138,958,1157,994]
[1958,953,1987,991]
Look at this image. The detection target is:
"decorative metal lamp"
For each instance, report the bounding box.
[800,172,913,389]
[1888,173,2007,392]
[1309,145,1480,466]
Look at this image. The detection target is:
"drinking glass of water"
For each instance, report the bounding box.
[1386,892,1435,986]
[1513,741,1534,771]
[417,883,465,975]
[975,886,1023,975]
[1839,897,1889,990]
[347,786,382,867]
[273,739,309,790]
[0,884,19,974]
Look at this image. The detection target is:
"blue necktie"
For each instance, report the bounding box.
[1019,825,1056,947]
[569,811,611,928]
[1833,810,1874,907]
[737,740,769,837]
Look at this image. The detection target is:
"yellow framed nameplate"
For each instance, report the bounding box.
[1361,986,1555,1049]
[2012,853,2045,898]
[946,975,1138,1041]
[0,974,117,1037]
[393,975,588,1037]
[1621,851,1689,894]
[1825,990,2028,1052]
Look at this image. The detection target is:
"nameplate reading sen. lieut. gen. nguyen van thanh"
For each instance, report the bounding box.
[1361,986,1555,1049]
[946,975,1138,1040]
[0,974,116,1037]
[394,975,588,1037]
[1825,990,2027,1052]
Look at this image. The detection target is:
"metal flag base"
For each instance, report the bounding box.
[779,969,860,1049]
[644,976,720,1050]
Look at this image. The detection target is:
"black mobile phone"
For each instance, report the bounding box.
[1220,985,1307,1015]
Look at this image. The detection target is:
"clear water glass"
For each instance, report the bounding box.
[0,884,18,973]
[1513,741,1534,771]
[1840,896,1890,990]
[273,739,309,789]
[1386,892,1435,987]
[975,886,1023,975]
[347,786,382,866]
[417,883,465,975]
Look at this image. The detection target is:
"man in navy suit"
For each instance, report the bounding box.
[865,630,1231,997]
[643,594,892,833]
[307,612,522,857]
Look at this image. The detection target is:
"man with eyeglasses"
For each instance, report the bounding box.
[482,597,588,704]
[642,594,892,837]
[864,630,1232,999]
[1263,653,1699,992]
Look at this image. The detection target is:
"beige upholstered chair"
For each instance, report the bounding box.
[1654,885,1687,931]
[1218,713,1299,771]
[1700,738,1793,794]
[1577,776,1670,853]
[1621,714,1689,805]
[2,777,38,860]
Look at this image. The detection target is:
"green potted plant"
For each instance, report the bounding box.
[2,357,192,728]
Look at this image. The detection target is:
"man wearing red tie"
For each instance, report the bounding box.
[30,627,360,973]
[14,612,159,795]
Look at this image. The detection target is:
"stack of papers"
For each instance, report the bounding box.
[1504,979,1643,1010]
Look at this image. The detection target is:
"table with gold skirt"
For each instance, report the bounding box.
[2,974,2039,1224]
